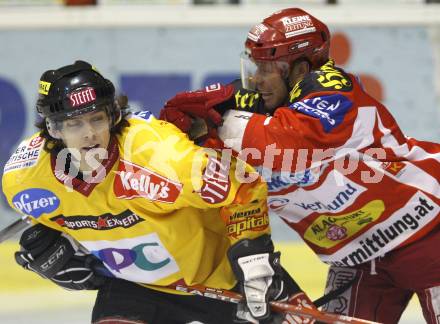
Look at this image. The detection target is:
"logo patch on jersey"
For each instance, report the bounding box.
[50,210,144,230]
[4,136,44,174]
[68,87,96,108]
[114,160,182,203]
[324,192,439,267]
[199,156,231,204]
[133,111,152,121]
[226,208,269,238]
[12,188,60,218]
[290,94,352,132]
[381,161,406,177]
[263,165,327,192]
[268,197,290,212]
[317,61,352,91]
[280,170,367,223]
[83,233,180,284]
[304,200,385,249]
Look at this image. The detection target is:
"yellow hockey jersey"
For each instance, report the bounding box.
[2,111,270,292]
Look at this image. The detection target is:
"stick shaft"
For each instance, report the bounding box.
[170,282,381,324]
[0,216,31,243]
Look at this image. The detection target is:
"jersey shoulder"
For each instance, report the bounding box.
[119,110,192,153]
[117,111,202,183]
[2,133,56,213]
[288,60,354,103]
[3,133,49,180]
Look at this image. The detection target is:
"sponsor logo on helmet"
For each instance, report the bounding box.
[290,94,353,133]
[199,156,231,204]
[247,23,269,42]
[290,41,310,53]
[39,81,51,95]
[69,87,97,108]
[281,15,316,38]
[114,160,182,203]
[4,136,44,174]
[50,210,144,230]
[12,188,60,218]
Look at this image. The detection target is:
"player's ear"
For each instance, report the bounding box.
[288,60,310,88]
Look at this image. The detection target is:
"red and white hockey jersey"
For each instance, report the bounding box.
[220,60,440,267]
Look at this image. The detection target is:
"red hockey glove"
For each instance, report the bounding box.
[159,83,235,133]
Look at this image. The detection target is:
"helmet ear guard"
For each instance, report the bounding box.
[45,119,62,140]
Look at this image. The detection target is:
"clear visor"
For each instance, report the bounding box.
[240,51,258,91]
[240,51,290,91]
[46,105,111,139]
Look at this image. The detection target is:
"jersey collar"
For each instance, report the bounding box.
[50,137,119,196]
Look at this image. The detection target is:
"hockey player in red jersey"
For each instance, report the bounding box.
[160,8,440,324]
[3,60,306,324]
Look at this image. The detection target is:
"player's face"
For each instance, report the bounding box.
[59,110,111,172]
[254,61,289,113]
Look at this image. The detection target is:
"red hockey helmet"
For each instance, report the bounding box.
[241,8,330,90]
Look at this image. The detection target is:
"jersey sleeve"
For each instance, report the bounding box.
[176,128,271,244]
[128,116,271,244]
[2,133,47,219]
[238,69,362,170]
[215,79,266,114]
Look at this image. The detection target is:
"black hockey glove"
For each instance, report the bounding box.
[228,234,294,323]
[15,223,107,290]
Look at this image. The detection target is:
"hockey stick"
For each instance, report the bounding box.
[167,281,381,324]
[0,216,31,244]
[2,216,377,323]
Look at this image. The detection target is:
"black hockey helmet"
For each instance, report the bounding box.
[36,60,121,132]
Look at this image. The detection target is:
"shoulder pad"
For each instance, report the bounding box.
[288,60,353,103]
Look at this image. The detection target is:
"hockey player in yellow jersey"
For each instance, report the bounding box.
[2,61,300,324]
